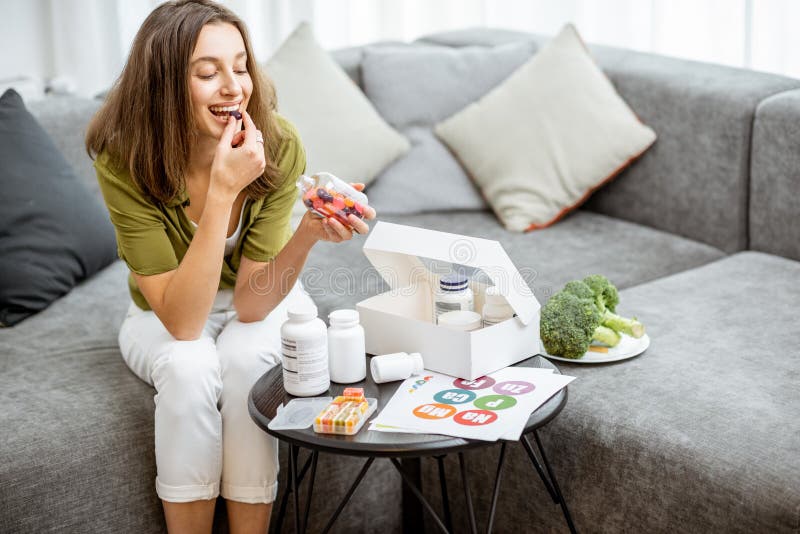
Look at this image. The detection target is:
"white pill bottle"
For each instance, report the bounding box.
[371,352,425,384]
[327,309,367,384]
[280,303,330,396]
[482,286,515,327]
[433,272,474,323]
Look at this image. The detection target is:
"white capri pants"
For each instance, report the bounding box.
[118,281,313,504]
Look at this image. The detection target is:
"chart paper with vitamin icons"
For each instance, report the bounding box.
[369,367,574,441]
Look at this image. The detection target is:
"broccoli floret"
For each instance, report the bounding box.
[540,292,620,359]
[582,275,645,338]
[583,274,620,312]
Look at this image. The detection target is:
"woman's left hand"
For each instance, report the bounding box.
[298,183,377,244]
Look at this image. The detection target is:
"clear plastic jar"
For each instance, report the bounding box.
[280,303,330,397]
[297,172,369,229]
[482,286,515,327]
[434,272,474,323]
[327,309,367,384]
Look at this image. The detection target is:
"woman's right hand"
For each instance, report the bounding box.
[209,110,265,201]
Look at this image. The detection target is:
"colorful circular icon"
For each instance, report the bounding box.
[492,380,535,395]
[473,394,517,411]
[413,403,457,420]
[433,389,477,405]
[453,376,496,390]
[453,409,498,426]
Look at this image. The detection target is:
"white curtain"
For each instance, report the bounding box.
[3,0,800,99]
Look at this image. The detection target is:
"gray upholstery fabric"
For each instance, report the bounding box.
[0,260,401,533]
[362,43,537,215]
[417,28,800,253]
[27,96,102,203]
[5,27,800,534]
[327,40,419,89]
[416,27,538,48]
[302,210,725,318]
[750,89,800,261]
[422,252,800,533]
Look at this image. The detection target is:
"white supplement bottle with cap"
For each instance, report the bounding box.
[370,352,425,384]
[327,309,367,384]
[280,303,330,396]
[482,286,515,327]
[434,272,474,323]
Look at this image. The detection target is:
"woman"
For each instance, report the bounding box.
[86,1,375,532]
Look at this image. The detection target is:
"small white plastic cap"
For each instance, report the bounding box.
[287,303,318,322]
[329,309,359,327]
[408,352,424,374]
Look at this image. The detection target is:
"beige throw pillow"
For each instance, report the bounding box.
[265,23,410,186]
[434,24,657,231]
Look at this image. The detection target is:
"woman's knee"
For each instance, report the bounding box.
[152,338,222,413]
[217,321,281,382]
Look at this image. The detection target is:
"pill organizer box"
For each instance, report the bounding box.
[313,388,377,436]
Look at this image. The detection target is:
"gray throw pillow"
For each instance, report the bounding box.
[361,42,537,215]
[0,89,117,326]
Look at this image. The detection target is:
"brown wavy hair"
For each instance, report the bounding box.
[86,0,286,203]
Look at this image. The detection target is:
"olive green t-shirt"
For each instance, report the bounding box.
[94,114,306,311]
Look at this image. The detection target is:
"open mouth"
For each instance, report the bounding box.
[208,102,242,121]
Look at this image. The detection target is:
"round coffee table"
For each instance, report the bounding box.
[249,355,575,534]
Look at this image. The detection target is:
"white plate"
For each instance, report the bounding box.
[541,333,650,364]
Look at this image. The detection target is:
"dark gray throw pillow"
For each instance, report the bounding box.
[0,89,117,327]
[362,42,537,215]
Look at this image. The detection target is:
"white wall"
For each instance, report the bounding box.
[2,0,799,100]
[0,0,52,99]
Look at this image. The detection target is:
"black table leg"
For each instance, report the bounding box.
[321,456,375,534]
[521,433,558,503]
[485,442,507,534]
[275,448,313,533]
[531,430,578,534]
[289,444,301,534]
[401,457,424,533]
[302,451,319,534]
[458,452,478,534]
[390,458,451,534]
[435,455,453,532]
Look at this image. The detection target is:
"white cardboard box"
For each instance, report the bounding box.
[356,221,541,380]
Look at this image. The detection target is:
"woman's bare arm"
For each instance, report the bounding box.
[133,192,234,340]
[133,113,265,340]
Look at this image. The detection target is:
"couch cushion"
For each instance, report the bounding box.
[750,89,800,261]
[264,23,409,186]
[434,25,656,232]
[362,42,536,215]
[0,89,118,327]
[26,94,103,203]
[424,251,800,533]
[0,260,402,532]
[301,210,725,319]
[418,28,800,253]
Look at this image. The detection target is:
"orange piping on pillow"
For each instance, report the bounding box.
[524,140,656,232]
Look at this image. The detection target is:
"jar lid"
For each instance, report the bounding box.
[485,285,507,305]
[440,272,469,291]
[438,310,482,331]
[287,302,318,321]
[329,308,359,326]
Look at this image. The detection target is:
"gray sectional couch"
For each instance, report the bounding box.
[2,28,798,533]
